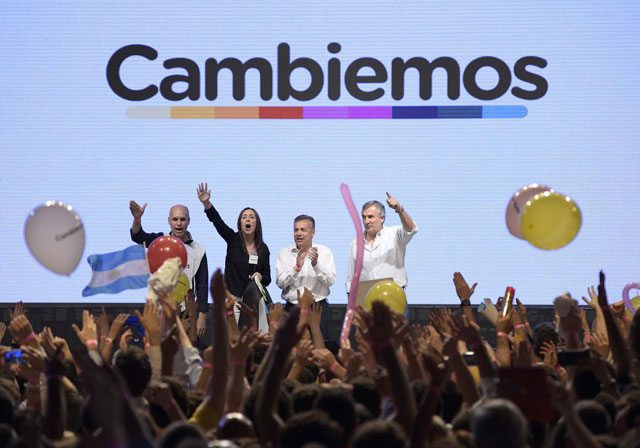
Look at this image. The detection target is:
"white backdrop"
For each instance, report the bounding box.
[1,1,638,305]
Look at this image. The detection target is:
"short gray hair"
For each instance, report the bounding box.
[361,200,385,218]
[294,214,315,230]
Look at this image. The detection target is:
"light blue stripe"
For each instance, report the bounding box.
[482,105,528,118]
[86,244,146,272]
[82,274,149,297]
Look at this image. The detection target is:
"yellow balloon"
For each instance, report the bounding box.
[520,192,581,250]
[170,274,190,304]
[365,281,407,313]
[625,296,640,319]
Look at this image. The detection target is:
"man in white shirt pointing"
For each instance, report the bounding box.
[346,193,418,310]
[276,214,336,340]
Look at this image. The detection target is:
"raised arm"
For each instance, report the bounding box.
[453,272,478,327]
[386,192,416,233]
[597,271,632,377]
[198,182,236,243]
[129,200,147,235]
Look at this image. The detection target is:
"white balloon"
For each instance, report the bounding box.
[24,201,85,275]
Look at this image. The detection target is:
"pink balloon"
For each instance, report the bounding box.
[622,282,639,315]
[340,183,364,346]
[506,184,552,239]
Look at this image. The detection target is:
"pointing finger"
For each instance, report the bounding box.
[386,192,391,198]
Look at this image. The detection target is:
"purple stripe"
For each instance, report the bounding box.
[348,106,392,119]
[303,107,349,119]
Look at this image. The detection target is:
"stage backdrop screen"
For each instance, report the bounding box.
[1,1,638,305]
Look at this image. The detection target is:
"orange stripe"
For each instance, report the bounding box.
[170,107,215,119]
[214,107,259,119]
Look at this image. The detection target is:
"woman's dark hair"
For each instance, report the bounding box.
[237,207,264,251]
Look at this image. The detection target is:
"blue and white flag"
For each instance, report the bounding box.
[82,245,150,297]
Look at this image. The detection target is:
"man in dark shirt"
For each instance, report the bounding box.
[129,200,209,336]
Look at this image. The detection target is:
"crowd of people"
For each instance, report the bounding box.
[0,268,639,447]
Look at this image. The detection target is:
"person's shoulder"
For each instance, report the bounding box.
[278,245,296,254]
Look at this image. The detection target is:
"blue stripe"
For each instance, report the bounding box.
[86,244,146,272]
[437,106,482,118]
[82,274,149,297]
[481,105,528,118]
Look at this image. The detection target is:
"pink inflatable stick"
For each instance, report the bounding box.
[340,183,364,346]
[622,282,639,315]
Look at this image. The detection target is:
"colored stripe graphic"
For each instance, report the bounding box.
[127,105,527,119]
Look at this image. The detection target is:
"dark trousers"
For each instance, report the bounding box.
[284,298,330,342]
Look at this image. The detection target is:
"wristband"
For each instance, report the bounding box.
[300,309,310,315]
[470,339,484,350]
[232,360,246,367]
[525,322,530,327]
[583,332,592,336]
[133,217,141,224]
[105,336,114,344]
[144,342,151,349]
[497,331,509,338]
[329,361,340,373]
[23,332,37,344]
[395,206,404,214]
[294,265,302,272]
[85,339,98,347]
[203,362,213,369]
[374,339,393,350]
[47,374,64,382]
[162,399,178,413]
[459,299,471,308]
[270,321,278,327]
[226,310,234,316]
[514,323,525,329]
[100,335,107,340]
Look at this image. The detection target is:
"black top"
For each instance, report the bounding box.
[204,205,271,298]
[130,227,209,313]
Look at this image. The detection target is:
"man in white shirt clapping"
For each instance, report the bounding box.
[276,215,336,340]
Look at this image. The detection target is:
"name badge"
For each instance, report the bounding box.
[249,251,258,265]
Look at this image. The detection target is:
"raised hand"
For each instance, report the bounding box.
[0,322,5,343]
[129,200,147,219]
[268,303,283,326]
[197,182,211,205]
[230,326,259,362]
[185,289,198,319]
[453,272,477,301]
[9,313,39,348]
[429,308,452,338]
[109,313,130,339]
[311,348,339,371]
[591,332,610,359]
[273,307,302,353]
[210,269,226,305]
[146,380,175,407]
[96,306,110,339]
[236,301,258,327]
[9,301,24,320]
[385,192,403,213]
[72,310,98,348]
[308,302,322,328]
[581,286,599,309]
[515,298,528,323]
[119,328,133,350]
[158,292,177,326]
[296,287,314,311]
[598,271,609,309]
[135,299,161,346]
[449,314,481,344]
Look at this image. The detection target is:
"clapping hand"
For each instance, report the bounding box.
[453,272,477,301]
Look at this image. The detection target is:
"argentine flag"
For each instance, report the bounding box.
[82,245,150,297]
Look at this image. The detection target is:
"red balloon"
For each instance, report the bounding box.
[146,236,188,274]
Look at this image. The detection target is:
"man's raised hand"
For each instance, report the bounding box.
[385,192,403,213]
[453,272,477,302]
[129,200,147,219]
